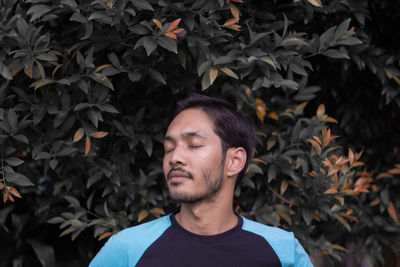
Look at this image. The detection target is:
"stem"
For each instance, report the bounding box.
[40,129,56,160]
[265,181,296,206]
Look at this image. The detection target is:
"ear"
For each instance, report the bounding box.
[225,147,247,178]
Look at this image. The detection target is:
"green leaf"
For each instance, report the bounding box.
[64,196,81,208]
[5,157,24,167]
[147,68,166,84]
[0,61,12,80]
[302,208,314,226]
[7,109,18,132]
[6,172,34,186]
[27,4,52,21]
[280,37,309,48]
[143,37,157,56]
[131,0,153,10]
[12,134,29,144]
[28,239,55,267]
[323,49,349,59]
[156,37,177,54]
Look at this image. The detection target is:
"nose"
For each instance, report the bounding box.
[168,144,186,166]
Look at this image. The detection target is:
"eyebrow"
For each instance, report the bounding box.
[164,131,208,143]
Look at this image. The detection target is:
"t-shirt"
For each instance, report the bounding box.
[89,213,313,267]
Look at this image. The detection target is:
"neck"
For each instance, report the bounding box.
[174,186,238,235]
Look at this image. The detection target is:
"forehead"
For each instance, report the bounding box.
[166,108,215,138]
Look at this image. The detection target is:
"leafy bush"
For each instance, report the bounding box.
[0,0,399,266]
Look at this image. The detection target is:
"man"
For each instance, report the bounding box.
[89,93,313,267]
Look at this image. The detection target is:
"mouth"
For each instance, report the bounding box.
[168,168,193,182]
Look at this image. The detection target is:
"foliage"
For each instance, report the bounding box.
[0,0,399,266]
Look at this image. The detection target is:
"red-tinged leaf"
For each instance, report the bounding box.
[307,0,322,7]
[323,157,333,168]
[342,178,348,190]
[90,132,108,138]
[325,187,338,194]
[313,136,322,145]
[84,136,91,157]
[209,67,218,85]
[388,202,398,222]
[173,28,184,34]
[355,150,364,161]
[309,171,316,177]
[168,18,181,32]
[377,172,393,179]
[370,198,381,206]
[0,182,3,190]
[8,194,14,202]
[231,0,243,2]
[280,180,288,195]
[73,128,84,143]
[224,18,238,27]
[8,187,22,198]
[388,168,400,175]
[153,19,162,30]
[98,232,112,240]
[138,210,149,222]
[348,148,354,164]
[253,158,267,165]
[230,5,240,22]
[316,104,325,119]
[3,192,8,203]
[164,32,177,39]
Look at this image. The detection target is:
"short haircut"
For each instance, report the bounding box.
[167,93,255,181]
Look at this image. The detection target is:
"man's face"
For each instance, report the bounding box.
[163,108,225,204]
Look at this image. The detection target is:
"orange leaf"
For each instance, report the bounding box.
[73,128,84,143]
[3,192,8,203]
[388,202,398,222]
[150,208,165,215]
[230,5,240,22]
[335,196,344,205]
[138,210,149,222]
[253,158,267,165]
[295,102,308,114]
[8,194,14,202]
[85,137,91,157]
[8,187,22,198]
[323,116,338,123]
[164,32,177,39]
[225,24,241,31]
[313,136,322,145]
[95,64,112,73]
[267,111,279,120]
[280,180,288,195]
[388,168,400,175]
[223,18,238,27]
[308,139,321,154]
[209,67,218,85]
[316,104,325,119]
[90,132,108,139]
[98,232,112,240]
[230,0,243,2]
[307,0,322,7]
[168,18,181,32]
[173,28,184,34]
[376,172,393,179]
[153,19,162,30]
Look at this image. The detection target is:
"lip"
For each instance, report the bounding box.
[169,176,190,182]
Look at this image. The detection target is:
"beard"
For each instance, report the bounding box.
[167,164,224,205]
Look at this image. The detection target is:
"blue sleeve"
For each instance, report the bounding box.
[89,235,129,267]
[294,238,314,267]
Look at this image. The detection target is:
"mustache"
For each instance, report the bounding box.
[167,167,194,180]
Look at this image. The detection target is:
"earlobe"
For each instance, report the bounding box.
[226,147,247,178]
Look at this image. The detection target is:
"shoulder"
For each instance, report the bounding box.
[241,216,314,267]
[89,215,172,267]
